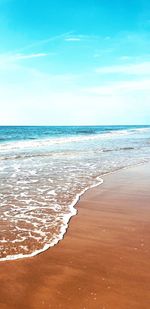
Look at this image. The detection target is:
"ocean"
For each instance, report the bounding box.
[0,125,150,261]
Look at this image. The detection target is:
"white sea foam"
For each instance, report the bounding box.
[1,159,149,262]
[0,176,103,262]
[0,126,150,262]
[0,159,150,262]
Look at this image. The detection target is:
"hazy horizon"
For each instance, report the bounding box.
[0,124,150,127]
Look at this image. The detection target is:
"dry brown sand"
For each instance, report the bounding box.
[0,163,150,309]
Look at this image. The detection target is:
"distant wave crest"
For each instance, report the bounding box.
[0,127,149,153]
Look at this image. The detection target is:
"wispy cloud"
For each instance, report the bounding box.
[95,62,150,75]
[64,37,81,42]
[85,79,150,95]
[16,32,72,52]
[0,52,48,66]
[64,33,97,42]
[13,53,48,60]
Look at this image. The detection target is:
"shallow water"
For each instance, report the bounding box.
[0,125,150,261]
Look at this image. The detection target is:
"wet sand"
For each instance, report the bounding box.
[0,163,150,309]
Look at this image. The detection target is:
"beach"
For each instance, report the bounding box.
[1,0,150,306]
[0,163,150,309]
[1,125,150,261]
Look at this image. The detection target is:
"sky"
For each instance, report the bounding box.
[0,0,150,125]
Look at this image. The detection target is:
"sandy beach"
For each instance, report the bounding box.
[0,163,150,309]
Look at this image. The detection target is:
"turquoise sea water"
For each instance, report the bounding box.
[0,125,150,143]
[0,125,150,261]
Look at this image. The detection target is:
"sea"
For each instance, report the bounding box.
[0,125,150,261]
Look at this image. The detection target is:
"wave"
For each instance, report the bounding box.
[103,146,135,152]
[77,129,98,134]
[0,176,103,262]
[1,158,149,262]
[0,127,149,153]
[0,146,138,161]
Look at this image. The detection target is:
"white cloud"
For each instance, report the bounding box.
[65,37,81,42]
[64,34,97,42]
[0,53,48,66]
[96,62,150,75]
[14,53,48,60]
[0,52,49,72]
[15,32,72,52]
[85,79,150,95]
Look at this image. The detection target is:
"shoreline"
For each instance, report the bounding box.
[0,162,150,308]
[0,160,148,262]
[0,176,104,262]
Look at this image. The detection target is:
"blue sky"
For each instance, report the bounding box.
[0,0,150,125]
